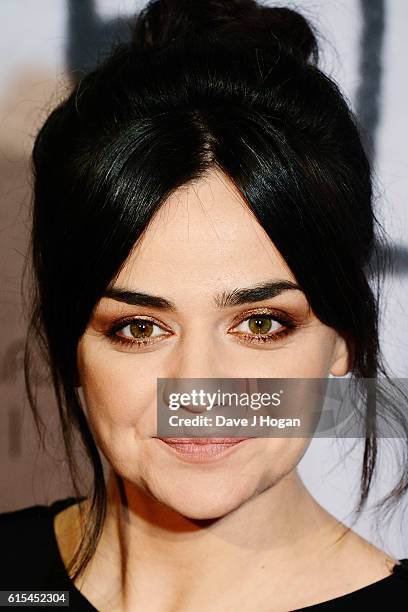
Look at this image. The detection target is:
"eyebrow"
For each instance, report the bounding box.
[103,280,302,310]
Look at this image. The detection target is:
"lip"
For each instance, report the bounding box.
[155,437,251,463]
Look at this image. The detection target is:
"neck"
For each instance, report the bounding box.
[73,468,346,609]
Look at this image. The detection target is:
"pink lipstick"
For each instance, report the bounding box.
[156,437,250,463]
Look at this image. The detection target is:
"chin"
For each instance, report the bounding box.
[152,477,254,520]
[167,496,245,521]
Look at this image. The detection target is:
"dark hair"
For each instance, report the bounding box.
[24,0,408,581]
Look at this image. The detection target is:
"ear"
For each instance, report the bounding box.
[330,332,353,377]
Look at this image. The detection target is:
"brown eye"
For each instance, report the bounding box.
[119,319,166,341]
[129,320,154,339]
[235,315,282,336]
[229,312,295,345]
[247,316,273,335]
[106,316,173,350]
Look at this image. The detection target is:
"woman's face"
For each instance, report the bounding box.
[77,169,349,519]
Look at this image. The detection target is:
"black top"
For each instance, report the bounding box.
[1,497,407,611]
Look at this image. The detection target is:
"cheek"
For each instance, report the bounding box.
[77,342,157,441]
[263,437,311,482]
[231,329,336,378]
[279,328,336,376]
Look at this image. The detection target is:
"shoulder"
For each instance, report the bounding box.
[291,521,408,609]
[313,531,408,608]
[391,558,408,584]
[296,559,408,610]
[332,559,408,608]
[0,497,81,590]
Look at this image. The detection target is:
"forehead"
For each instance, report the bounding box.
[115,169,295,289]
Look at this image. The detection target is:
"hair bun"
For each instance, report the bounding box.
[132,0,318,64]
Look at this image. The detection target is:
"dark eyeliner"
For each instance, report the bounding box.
[105,316,171,348]
[229,310,298,345]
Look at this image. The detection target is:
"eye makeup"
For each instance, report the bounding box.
[102,306,302,351]
[229,307,297,346]
[105,315,172,349]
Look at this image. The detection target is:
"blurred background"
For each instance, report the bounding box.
[1,0,407,556]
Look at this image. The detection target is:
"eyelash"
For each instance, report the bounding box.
[105,309,297,350]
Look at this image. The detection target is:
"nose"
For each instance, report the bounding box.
[167,326,228,380]
[159,330,229,414]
